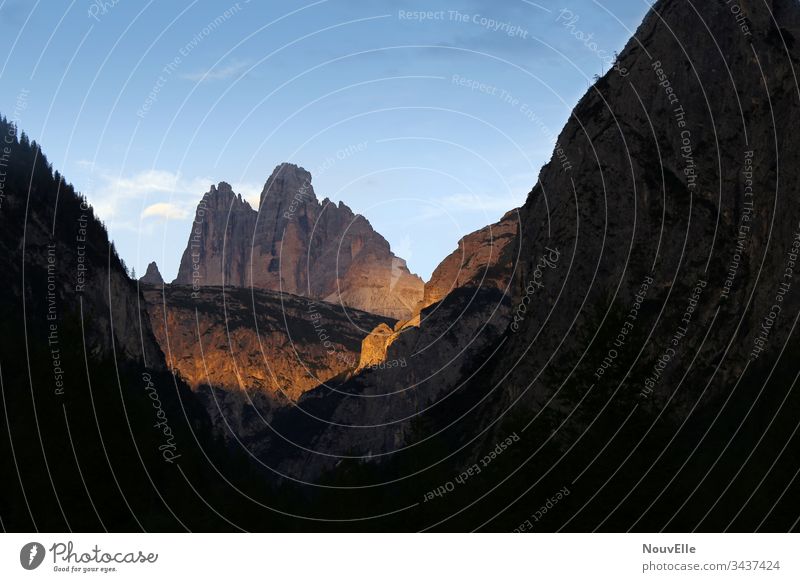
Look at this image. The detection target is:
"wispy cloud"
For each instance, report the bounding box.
[79,171,200,232]
[180,59,250,83]
[237,183,262,208]
[142,202,190,221]
[110,169,210,198]
[76,164,262,233]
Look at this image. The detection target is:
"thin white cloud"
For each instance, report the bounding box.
[181,59,250,83]
[111,169,204,198]
[235,182,262,208]
[142,202,190,220]
[76,163,265,232]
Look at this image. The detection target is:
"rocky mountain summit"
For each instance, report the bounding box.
[139,261,164,285]
[142,202,519,408]
[173,163,424,319]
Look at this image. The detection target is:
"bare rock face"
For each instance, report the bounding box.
[269,209,522,479]
[355,210,520,372]
[357,322,395,370]
[271,287,512,481]
[142,284,393,401]
[173,164,424,319]
[173,182,258,288]
[423,209,519,308]
[422,0,800,530]
[139,261,164,285]
[494,0,800,412]
[195,193,522,479]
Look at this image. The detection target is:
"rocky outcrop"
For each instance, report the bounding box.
[355,210,519,372]
[173,181,258,289]
[142,284,393,401]
[139,261,164,285]
[271,286,512,480]
[356,322,396,370]
[423,209,519,308]
[173,164,424,319]
[261,208,522,478]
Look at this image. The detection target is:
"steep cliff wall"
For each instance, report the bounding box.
[143,284,393,401]
[173,164,424,319]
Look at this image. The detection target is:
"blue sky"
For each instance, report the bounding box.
[0,0,651,281]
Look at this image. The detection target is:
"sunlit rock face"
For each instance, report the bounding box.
[423,209,519,309]
[142,284,393,401]
[357,322,397,371]
[355,210,520,373]
[173,163,424,320]
[272,287,513,481]
[270,212,521,480]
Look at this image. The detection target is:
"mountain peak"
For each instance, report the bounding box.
[201,181,252,213]
[175,162,425,318]
[210,181,234,194]
[139,261,164,285]
[260,162,316,208]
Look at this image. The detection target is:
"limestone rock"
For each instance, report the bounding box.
[355,209,520,372]
[173,163,424,319]
[142,284,393,401]
[173,181,258,288]
[423,209,519,308]
[357,323,396,370]
[139,261,164,285]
